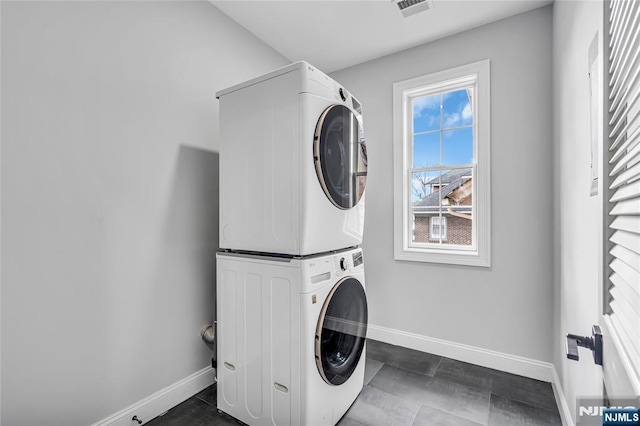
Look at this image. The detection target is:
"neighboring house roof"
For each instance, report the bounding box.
[414,169,472,208]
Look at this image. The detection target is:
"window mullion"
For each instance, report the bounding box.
[439,93,444,245]
[413,125,473,138]
[411,164,475,173]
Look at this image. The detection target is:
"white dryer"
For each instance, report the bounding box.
[216,247,367,425]
[216,61,368,256]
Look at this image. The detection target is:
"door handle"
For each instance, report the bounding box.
[566,325,603,365]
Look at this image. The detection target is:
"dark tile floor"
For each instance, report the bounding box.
[147,339,561,426]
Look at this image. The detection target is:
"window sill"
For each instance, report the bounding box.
[394,247,491,267]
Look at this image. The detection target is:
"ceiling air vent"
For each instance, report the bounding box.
[393,0,435,18]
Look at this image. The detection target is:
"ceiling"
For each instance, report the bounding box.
[210,0,552,73]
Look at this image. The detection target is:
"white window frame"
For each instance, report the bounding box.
[429,216,447,241]
[393,60,491,267]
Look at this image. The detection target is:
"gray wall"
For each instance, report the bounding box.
[0,2,288,425]
[331,6,554,362]
[552,0,604,420]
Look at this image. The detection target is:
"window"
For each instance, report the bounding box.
[429,216,447,241]
[393,60,491,266]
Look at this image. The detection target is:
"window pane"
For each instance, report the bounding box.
[413,93,440,133]
[411,171,440,202]
[442,88,473,128]
[441,168,473,246]
[413,132,440,168]
[411,168,474,246]
[412,170,442,244]
[443,128,473,166]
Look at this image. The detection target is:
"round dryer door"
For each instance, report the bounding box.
[314,105,368,210]
[315,277,368,386]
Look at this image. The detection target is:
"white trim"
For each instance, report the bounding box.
[91,367,215,426]
[551,365,575,426]
[367,324,552,382]
[393,59,491,267]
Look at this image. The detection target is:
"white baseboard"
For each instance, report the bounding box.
[91,367,216,426]
[551,365,575,426]
[367,324,553,382]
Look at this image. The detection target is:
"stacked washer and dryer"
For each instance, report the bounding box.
[215,61,369,426]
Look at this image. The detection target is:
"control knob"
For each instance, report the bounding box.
[339,87,348,102]
[339,257,348,271]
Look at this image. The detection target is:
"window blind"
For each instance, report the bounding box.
[607,0,640,384]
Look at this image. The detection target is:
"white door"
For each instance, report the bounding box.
[557,1,639,423]
[601,0,640,402]
[555,2,605,421]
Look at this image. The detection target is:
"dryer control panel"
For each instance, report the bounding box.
[352,251,363,267]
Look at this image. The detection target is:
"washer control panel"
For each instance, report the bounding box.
[304,248,364,291]
[332,249,363,277]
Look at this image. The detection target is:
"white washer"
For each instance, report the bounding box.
[216,247,367,425]
[216,61,368,256]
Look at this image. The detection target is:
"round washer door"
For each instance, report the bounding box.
[315,277,368,386]
[314,105,368,210]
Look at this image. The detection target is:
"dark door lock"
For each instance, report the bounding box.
[566,325,603,365]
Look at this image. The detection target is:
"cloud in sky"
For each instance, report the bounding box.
[413,95,439,118]
[444,112,461,128]
[462,102,472,121]
[443,99,471,128]
[413,89,472,133]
